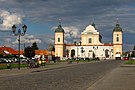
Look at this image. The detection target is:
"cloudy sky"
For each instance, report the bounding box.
[0,0,135,51]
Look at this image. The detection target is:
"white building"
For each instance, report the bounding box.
[55,22,123,60]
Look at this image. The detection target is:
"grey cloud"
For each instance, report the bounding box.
[12,34,42,47]
[0,0,135,50]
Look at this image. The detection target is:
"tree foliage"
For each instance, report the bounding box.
[32,42,39,50]
[24,46,35,58]
[131,45,135,57]
[52,46,55,52]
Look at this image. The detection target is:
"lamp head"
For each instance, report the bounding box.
[22,24,27,33]
[12,25,16,33]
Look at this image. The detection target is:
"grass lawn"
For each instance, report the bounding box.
[0,63,28,70]
[124,60,135,65]
[0,59,96,70]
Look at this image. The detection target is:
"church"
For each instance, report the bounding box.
[54,22,123,60]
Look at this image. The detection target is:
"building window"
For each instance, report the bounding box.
[116,37,119,42]
[89,38,92,43]
[58,37,60,42]
[116,34,119,42]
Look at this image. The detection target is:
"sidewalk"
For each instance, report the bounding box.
[87,65,135,90]
[0,61,89,77]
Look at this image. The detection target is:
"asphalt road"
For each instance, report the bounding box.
[0,60,123,90]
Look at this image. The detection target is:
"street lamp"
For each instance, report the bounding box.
[109,49,113,59]
[74,41,79,60]
[49,44,53,63]
[81,47,85,58]
[93,46,98,57]
[12,24,27,70]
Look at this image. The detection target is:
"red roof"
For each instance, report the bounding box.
[35,50,55,56]
[0,46,56,56]
[35,50,47,55]
[16,50,24,55]
[0,46,18,55]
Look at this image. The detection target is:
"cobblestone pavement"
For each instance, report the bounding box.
[0,61,81,77]
[87,64,135,90]
[0,60,123,90]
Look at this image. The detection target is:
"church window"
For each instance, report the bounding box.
[116,36,119,42]
[58,37,60,42]
[89,38,92,43]
[116,34,119,42]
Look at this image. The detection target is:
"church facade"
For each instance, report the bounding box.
[54,22,123,60]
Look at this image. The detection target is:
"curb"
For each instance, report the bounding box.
[0,62,80,77]
[120,64,135,67]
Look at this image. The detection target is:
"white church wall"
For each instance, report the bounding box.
[66,45,113,60]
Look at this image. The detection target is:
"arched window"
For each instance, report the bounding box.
[105,49,109,58]
[116,37,119,42]
[58,37,60,42]
[71,49,75,58]
[89,38,92,43]
[116,35,119,42]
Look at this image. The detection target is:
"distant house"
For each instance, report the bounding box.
[0,46,18,56]
[0,46,55,58]
[35,50,55,58]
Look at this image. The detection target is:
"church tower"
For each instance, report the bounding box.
[113,22,123,59]
[55,23,65,58]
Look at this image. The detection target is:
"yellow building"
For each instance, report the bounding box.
[54,22,123,60]
[113,23,123,59]
[55,24,65,57]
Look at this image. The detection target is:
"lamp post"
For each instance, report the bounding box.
[49,44,52,63]
[93,46,98,57]
[12,24,27,70]
[109,49,113,59]
[74,41,79,60]
[74,41,79,63]
[81,47,84,58]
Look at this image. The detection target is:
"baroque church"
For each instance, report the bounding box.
[54,22,123,60]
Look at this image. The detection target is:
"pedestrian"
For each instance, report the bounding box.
[27,59,30,69]
[38,59,41,67]
[41,60,46,66]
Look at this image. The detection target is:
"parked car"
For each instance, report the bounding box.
[131,57,135,60]
[123,57,129,60]
[78,58,85,60]
[0,58,8,63]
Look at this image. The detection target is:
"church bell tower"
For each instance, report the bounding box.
[113,22,123,60]
[55,23,65,58]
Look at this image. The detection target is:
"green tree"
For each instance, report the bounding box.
[52,46,55,52]
[131,45,135,57]
[24,46,35,58]
[32,42,39,50]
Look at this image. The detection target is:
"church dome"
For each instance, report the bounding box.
[81,24,99,35]
[85,25,95,32]
[55,25,64,33]
[113,23,122,32]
